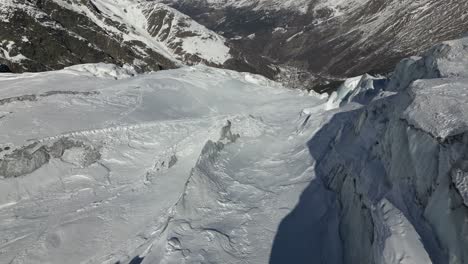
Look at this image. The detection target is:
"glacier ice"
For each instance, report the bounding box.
[309,37,468,264]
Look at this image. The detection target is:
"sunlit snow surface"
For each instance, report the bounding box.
[0,64,330,263]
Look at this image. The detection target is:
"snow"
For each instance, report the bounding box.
[314,0,368,17]
[1,60,457,264]
[52,0,175,61]
[403,78,468,139]
[63,63,137,79]
[180,35,230,65]
[313,37,468,264]
[52,0,231,65]
[428,37,468,78]
[389,37,468,139]
[286,30,304,42]
[0,41,28,63]
[156,4,232,64]
[325,75,362,110]
[0,64,328,263]
[273,27,287,34]
[325,74,386,110]
[373,200,432,264]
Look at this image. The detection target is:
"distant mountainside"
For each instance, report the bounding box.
[160,0,468,84]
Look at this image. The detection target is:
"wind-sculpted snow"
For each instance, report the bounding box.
[0,64,331,263]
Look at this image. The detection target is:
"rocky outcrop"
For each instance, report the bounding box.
[0,138,100,178]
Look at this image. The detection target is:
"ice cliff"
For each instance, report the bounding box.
[303,37,468,264]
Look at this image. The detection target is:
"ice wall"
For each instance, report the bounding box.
[308,37,468,264]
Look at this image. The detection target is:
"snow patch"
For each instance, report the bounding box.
[52,0,231,65]
[0,40,28,63]
[247,33,256,39]
[62,63,137,79]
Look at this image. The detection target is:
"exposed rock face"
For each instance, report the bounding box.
[161,0,468,80]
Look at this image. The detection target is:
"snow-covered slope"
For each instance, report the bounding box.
[0,64,331,263]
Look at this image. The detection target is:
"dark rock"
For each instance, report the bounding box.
[0,64,11,73]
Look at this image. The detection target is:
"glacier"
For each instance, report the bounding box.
[0,64,330,263]
[0,37,468,264]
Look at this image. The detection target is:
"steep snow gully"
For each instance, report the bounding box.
[1,38,468,264]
